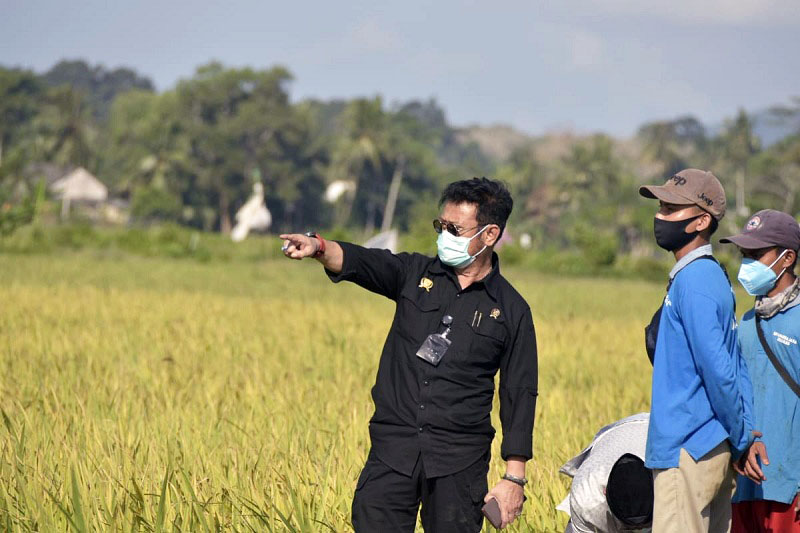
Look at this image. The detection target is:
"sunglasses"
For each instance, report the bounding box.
[433,219,479,237]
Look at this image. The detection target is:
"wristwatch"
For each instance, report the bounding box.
[502,473,528,487]
[304,232,326,258]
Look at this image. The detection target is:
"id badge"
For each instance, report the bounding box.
[416,333,451,366]
[416,315,453,366]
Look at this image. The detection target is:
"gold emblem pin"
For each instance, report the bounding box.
[490,308,501,319]
[419,277,434,292]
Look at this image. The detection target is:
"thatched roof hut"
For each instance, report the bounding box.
[50,167,108,219]
[50,167,107,202]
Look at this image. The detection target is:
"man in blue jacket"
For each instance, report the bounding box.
[639,169,754,533]
[720,209,800,532]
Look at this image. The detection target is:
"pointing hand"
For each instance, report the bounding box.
[279,234,319,260]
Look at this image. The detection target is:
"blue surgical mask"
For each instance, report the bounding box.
[737,249,789,296]
[436,225,488,268]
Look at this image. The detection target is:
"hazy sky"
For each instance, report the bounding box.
[2,0,799,136]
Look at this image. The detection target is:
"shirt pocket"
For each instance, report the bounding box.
[397,285,442,346]
[465,311,507,364]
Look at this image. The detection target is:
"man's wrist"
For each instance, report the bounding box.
[504,456,527,478]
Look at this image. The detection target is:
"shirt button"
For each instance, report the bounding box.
[418,427,424,433]
[423,380,430,386]
[419,404,425,410]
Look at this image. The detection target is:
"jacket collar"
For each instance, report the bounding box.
[669,244,713,280]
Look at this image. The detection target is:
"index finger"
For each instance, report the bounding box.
[758,444,770,466]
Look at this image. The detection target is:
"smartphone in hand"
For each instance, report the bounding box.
[481,495,527,529]
[481,498,502,528]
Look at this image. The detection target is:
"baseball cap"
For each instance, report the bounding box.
[720,209,800,251]
[639,169,726,220]
[606,453,653,527]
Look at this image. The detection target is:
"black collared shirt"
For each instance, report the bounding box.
[327,242,538,477]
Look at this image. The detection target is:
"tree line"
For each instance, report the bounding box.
[1,59,798,265]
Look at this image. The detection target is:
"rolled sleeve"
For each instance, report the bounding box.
[499,307,538,460]
[325,241,410,301]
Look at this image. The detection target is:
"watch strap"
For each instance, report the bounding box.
[502,473,527,487]
[305,232,325,258]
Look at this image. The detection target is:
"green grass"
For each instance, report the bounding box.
[0,250,665,531]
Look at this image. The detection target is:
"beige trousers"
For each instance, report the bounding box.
[652,441,736,533]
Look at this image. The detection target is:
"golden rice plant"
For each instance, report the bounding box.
[0,251,660,532]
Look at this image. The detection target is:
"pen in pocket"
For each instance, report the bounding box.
[471,310,484,328]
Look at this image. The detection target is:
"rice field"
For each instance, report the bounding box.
[0,248,665,531]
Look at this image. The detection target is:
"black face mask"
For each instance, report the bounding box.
[653,215,702,252]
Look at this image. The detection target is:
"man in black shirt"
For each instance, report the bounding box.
[280,177,538,532]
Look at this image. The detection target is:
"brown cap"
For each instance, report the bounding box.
[720,209,800,251]
[639,169,726,220]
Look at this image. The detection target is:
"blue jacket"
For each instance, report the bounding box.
[646,254,754,469]
[733,303,800,505]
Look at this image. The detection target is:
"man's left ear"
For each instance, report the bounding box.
[695,212,712,232]
[784,249,797,269]
[483,225,501,247]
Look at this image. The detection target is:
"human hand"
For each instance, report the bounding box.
[484,479,524,529]
[279,233,319,260]
[733,431,768,484]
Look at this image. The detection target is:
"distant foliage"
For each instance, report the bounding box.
[0,180,43,236]
[131,185,182,222]
[0,193,35,236]
[1,59,799,272]
[42,59,154,121]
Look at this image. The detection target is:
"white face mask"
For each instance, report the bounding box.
[436,225,488,268]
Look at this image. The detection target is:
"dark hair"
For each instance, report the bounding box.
[708,216,719,236]
[606,453,653,527]
[699,213,718,239]
[439,177,513,237]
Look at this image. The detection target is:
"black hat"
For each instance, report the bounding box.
[720,209,800,251]
[606,453,653,527]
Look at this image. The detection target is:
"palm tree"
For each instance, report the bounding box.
[36,86,95,168]
[327,97,402,234]
[719,109,760,217]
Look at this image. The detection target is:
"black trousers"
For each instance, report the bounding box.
[351,450,490,533]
